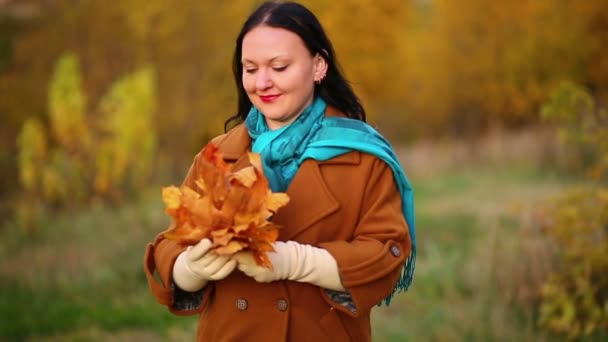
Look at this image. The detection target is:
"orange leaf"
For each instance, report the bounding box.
[163,222,208,246]
[200,145,230,208]
[212,231,235,246]
[214,240,246,255]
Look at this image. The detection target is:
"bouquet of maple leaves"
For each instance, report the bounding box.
[161,144,289,268]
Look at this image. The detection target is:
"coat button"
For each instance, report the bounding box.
[277,299,288,312]
[390,244,401,257]
[236,298,248,311]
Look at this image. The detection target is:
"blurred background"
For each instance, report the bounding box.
[1,0,607,340]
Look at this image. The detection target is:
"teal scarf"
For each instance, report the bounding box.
[246,97,416,304]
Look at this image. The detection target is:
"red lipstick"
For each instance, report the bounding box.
[260,94,281,103]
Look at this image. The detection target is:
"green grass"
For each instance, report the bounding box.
[0,191,198,341]
[0,164,583,341]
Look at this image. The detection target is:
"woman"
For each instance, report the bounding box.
[144,1,416,341]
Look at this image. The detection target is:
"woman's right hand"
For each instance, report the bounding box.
[172,239,237,292]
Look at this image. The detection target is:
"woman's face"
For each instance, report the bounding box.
[241,25,327,130]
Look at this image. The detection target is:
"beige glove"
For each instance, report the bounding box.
[233,241,345,291]
[172,239,237,292]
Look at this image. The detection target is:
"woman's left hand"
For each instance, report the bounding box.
[232,241,345,291]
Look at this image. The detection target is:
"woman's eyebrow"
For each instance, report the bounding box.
[242,55,290,64]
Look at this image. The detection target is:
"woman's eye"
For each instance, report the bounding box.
[244,68,257,74]
[273,65,288,72]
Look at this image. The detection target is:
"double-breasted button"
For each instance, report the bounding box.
[390,244,401,257]
[236,298,248,311]
[277,299,288,312]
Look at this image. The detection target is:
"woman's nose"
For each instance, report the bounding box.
[255,70,272,90]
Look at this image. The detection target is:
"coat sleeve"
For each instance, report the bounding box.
[318,157,411,317]
[142,149,215,316]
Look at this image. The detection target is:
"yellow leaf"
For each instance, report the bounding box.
[161,186,182,210]
[230,166,257,187]
[266,193,290,213]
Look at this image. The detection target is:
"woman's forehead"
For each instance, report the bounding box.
[241,26,308,63]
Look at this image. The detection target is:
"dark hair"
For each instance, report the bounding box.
[224,1,366,131]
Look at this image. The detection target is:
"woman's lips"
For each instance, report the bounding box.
[259,94,281,103]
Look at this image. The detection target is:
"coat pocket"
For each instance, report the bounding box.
[320,307,352,341]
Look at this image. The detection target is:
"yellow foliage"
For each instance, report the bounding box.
[403,0,598,135]
[537,187,608,339]
[7,0,608,209]
[542,81,608,180]
[17,52,158,208]
[41,161,67,202]
[96,66,157,194]
[120,0,183,42]
[534,81,608,338]
[313,0,411,116]
[48,53,90,152]
[17,118,47,192]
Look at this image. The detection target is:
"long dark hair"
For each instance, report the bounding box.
[224,1,366,131]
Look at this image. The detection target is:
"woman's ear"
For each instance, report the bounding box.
[313,54,328,83]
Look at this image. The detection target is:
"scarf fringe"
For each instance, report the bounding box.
[381,245,416,306]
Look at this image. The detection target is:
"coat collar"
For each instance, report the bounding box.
[214,123,251,161]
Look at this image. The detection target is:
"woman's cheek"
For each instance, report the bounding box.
[242,76,252,92]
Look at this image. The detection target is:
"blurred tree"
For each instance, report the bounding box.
[44,53,91,203]
[17,52,157,213]
[541,81,608,181]
[311,0,411,120]
[403,0,596,136]
[48,53,90,152]
[17,118,47,193]
[95,66,157,197]
[3,0,608,212]
[535,82,608,339]
[574,1,608,104]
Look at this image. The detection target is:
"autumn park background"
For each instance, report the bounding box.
[1,0,607,340]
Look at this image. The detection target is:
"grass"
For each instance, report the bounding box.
[0,162,584,341]
[0,191,198,341]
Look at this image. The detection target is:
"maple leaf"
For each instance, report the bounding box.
[161,144,289,268]
[215,240,247,255]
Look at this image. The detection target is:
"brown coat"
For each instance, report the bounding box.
[144,115,411,341]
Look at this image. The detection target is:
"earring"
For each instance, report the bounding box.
[315,73,326,85]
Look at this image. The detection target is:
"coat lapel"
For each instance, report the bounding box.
[272,159,340,241]
[272,152,360,241]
